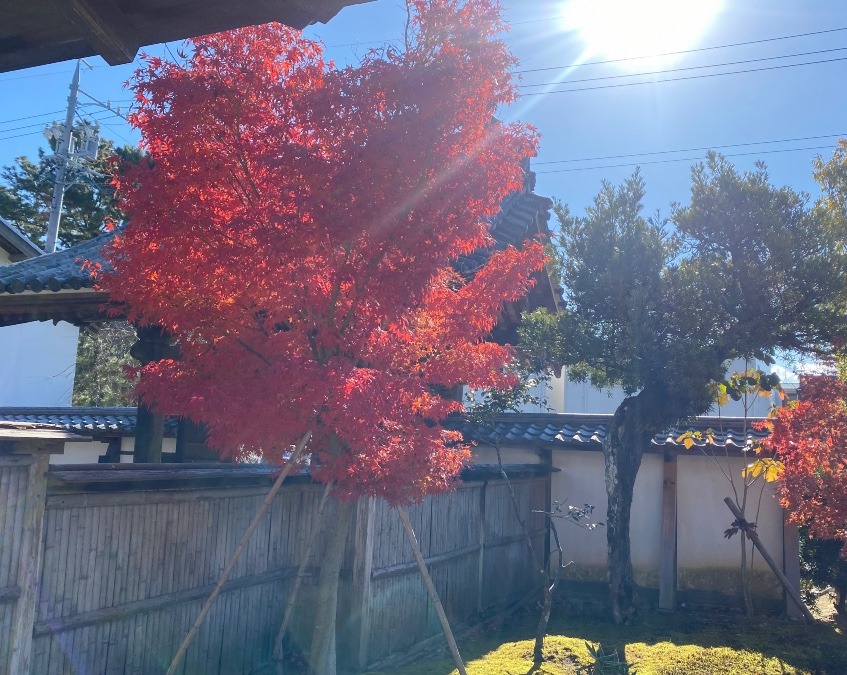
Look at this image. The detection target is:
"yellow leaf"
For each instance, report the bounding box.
[742,458,784,482]
[764,460,784,482]
[683,437,694,450]
[742,462,759,479]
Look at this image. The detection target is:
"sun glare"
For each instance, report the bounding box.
[561,0,725,69]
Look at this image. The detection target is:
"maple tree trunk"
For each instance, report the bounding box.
[534,581,554,663]
[604,393,658,625]
[308,496,354,675]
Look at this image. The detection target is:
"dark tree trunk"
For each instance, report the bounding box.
[603,390,664,624]
[836,583,846,617]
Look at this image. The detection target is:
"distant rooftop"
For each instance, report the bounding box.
[0,407,769,451]
[0,189,560,326]
[0,216,42,262]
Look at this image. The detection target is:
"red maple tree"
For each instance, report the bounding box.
[101,0,544,505]
[759,374,847,557]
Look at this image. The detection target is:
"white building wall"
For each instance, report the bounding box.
[550,449,664,586]
[561,358,780,417]
[0,321,79,406]
[676,453,783,599]
[49,437,179,464]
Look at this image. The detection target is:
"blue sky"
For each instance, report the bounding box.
[1,0,845,221]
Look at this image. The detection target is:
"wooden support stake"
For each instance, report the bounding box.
[165,431,311,675]
[723,497,814,623]
[397,505,467,675]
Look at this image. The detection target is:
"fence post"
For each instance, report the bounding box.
[351,496,375,669]
[658,451,677,611]
[476,481,487,614]
[2,430,71,675]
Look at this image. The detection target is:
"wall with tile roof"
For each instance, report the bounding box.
[0,228,80,408]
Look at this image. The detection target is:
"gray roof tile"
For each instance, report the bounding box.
[449,413,769,449]
[0,232,112,294]
[0,407,177,436]
[0,408,768,449]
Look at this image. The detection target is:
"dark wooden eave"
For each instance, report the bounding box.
[1,0,370,73]
[0,231,120,326]
[0,289,117,327]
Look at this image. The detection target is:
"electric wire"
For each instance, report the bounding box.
[519,47,847,89]
[0,110,64,125]
[520,54,847,96]
[535,144,839,174]
[534,133,847,166]
[515,26,847,73]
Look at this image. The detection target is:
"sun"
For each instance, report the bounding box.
[561,0,725,70]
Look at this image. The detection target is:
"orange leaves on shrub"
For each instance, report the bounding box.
[759,374,847,557]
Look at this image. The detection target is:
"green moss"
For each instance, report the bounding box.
[678,567,783,599]
[367,609,847,675]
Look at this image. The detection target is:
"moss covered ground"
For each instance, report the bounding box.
[366,606,847,674]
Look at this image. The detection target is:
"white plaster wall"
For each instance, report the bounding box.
[550,449,663,585]
[551,449,608,569]
[561,359,779,417]
[0,321,79,405]
[50,441,111,465]
[0,249,11,265]
[472,445,541,465]
[464,368,566,414]
[562,378,624,414]
[676,453,782,573]
[48,437,179,464]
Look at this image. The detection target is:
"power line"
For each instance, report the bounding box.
[520,55,847,96]
[519,47,847,89]
[0,130,44,143]
[535,144,838,174]
[534,133,847,166]
[516,26,847,73]
[0,121,55,134]
[0,110,64,125]
[0,68,74,83]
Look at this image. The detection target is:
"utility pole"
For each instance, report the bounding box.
[44,61,82,253]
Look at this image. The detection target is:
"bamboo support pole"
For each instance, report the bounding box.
[396,504,467,675]
[723,497,814,623]
[165,431,312,675]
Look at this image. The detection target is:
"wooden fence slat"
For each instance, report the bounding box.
[8,453,50,675]
[6,464,547,674]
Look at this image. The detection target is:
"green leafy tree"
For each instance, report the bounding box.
[521,154,847,623]
[0,139,140,248]
[72,321,139,406]
[0,138,142,404]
